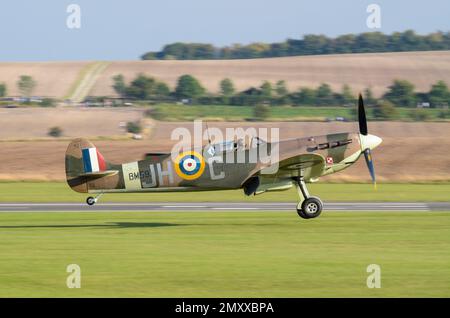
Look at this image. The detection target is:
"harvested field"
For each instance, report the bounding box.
[0,107,143,139]
[0,61,90,98]
[0,51,449,99]
[75,51,450,97]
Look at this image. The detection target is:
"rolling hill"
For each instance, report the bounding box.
[0,51,449,99]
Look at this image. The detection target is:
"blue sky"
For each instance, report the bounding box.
[0,0,448,61]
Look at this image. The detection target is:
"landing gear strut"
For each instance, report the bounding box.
[86,193,103,206]
[295,177,323,219]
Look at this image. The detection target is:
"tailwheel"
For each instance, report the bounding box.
[86,196,96,206]
[86,193,103,206]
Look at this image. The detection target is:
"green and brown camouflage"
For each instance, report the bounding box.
[65,131,378,195]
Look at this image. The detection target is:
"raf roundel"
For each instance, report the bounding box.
[174,151,206,180]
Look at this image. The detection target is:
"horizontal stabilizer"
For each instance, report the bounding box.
[79,170,118,178]
[144,152,170,160]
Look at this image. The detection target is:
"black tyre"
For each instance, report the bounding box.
[296,208,310,219]
[296,201,310,219]
[86,197,96,206]
[300,197,323,219]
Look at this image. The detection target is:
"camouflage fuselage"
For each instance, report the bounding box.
[65,132,362,194]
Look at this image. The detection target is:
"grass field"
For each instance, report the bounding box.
[149,104,448,122]
[1,182,449,203]
[0,211,449,297]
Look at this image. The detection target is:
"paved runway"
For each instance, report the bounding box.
[0,202,449,212]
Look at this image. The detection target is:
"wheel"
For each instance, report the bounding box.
[86,196,96,206]
[300,197,323,219]
[296,202,310,219]
[301,197,323,219]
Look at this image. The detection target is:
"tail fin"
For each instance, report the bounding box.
[81,146,107,173]
[65,138,113,193]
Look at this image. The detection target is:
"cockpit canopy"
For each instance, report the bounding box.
[208,137,266,154]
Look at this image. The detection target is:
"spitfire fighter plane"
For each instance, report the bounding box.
[66,95,382,219]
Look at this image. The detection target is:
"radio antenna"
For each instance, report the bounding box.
[205,121,212,144]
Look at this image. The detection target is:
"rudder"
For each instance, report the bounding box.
[65,138,109,193]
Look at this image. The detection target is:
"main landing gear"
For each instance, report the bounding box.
[295,177,323,219]
[86,193,103,206]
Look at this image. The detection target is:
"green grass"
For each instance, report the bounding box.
[1,182,449,203]
[148,104,448,122]
[0,211,449,297]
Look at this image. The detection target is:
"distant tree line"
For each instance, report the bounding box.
[112,73,205,102]
[0,75,58,107]
[141,30,450,60]
[112,73,449,112]
[0,83,6,97]
[0,75,37,98]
